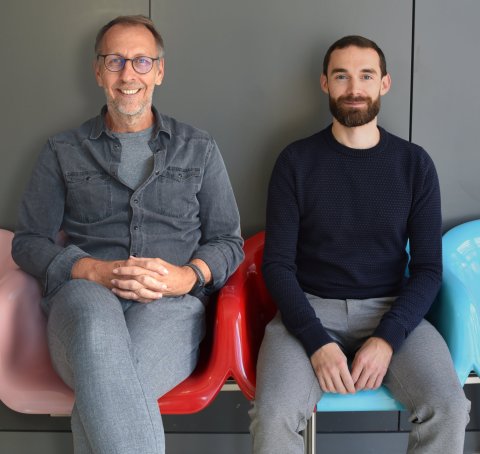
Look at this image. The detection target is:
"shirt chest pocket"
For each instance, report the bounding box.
[65,170,113,223]
[155,167,201,218]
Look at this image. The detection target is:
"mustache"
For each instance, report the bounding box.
[338,95,371,103]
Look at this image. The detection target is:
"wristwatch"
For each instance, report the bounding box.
[185,262,206,291]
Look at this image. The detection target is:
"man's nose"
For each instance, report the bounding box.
[119,60,137,79]
[347,77,362,95]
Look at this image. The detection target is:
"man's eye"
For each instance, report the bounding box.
[136,57,150,65]
[335,74,348,80]
[362,74,373,80]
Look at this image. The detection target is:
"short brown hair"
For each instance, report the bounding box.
[322,35,387,77]
[95,15,165,57]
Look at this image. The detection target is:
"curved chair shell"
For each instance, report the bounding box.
[0,229,239,415]
[220,231,472,412]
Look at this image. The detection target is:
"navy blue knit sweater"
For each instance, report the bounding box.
[262,125,442,357]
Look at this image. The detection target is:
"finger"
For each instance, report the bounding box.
[112,266,162,278]
[323,375,337,393]
[353,368,370,391]
[331,373,348,394]
[111,288,140,300]
[350,358,362,383]
[372,371,386,390]
[111,277,167,293]
[318,376,328,393]
[111,279,144,291]
[127,257,169,275]
[135,288,164,300]
[364,374,378,390]
[339,368,356,394]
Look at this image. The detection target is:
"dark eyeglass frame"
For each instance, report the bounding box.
[97,54,161,74]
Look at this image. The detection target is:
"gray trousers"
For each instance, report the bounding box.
[43,279,205,454]
[249,295,470,454]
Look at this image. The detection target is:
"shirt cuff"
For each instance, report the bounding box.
[192,244,233,291]
[44,245,90,296]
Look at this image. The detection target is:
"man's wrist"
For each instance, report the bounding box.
[184,262,206,291]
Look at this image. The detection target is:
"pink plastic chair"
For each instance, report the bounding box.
[0,229,247,416]
[0,230,73,415]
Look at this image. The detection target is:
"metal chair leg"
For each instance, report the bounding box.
[303,410,316,454]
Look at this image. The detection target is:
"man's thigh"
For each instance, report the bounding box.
[384,319,463,409]
[45,279,129,387]
[254,312,322,426]
[124,295,206,397]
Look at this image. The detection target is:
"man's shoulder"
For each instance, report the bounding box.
[380,127,436,174]
[381,127,429,157]
[279,129,326,159]
[47,116,99,147]
[157,113,213,144]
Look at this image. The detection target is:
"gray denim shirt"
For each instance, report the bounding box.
[12,106,244,297]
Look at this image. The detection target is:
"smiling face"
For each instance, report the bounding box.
[320,45,391,128]
[94,23,164,131]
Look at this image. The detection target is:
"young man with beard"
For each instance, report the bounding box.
[13,15,243,454]
[249,35,469,454]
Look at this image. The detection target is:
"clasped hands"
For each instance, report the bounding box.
[310,337,393,394]
[72,256,207,303]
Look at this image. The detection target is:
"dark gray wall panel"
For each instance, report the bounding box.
[152,0,412,235]
[0,0,148,230]
[412,0,480,230]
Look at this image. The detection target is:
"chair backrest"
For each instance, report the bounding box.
[442,219,480,299]
[439,219,480,379]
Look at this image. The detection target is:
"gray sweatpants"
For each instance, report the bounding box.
[249,295,470,454]
[43,279,205,454]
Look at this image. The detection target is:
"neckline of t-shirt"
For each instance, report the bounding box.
[110,125,154,141]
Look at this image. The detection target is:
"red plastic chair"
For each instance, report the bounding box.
[0,229,242,416]
[216,231,275,401]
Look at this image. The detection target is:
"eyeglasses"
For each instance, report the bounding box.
[97,54,160,74]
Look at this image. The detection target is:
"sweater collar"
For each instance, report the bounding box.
[324,124,389,157]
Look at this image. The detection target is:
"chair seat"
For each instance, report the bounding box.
[0,229,243,416]
[317,387,404,412]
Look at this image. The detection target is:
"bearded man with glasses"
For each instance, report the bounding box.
[12,15,243,454]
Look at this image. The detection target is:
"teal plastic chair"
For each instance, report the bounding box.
[435,219,480,383]
[221,231,475,454]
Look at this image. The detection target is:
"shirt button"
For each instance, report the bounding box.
[133,225,139,230]
[132,253,138,257]
[133,199,139,204]
[155,171,160,175]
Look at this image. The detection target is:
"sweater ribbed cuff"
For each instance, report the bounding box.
[296,321,335,357]
[372,319,407,352]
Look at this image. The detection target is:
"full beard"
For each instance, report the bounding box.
[329,94,380,127]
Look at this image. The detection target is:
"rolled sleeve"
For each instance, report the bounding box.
[44,245,90,296]
[193,139,244,290]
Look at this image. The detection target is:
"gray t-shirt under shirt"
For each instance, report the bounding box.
[112,126,154,190]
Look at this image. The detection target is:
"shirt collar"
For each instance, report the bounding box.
[89,105,172,140]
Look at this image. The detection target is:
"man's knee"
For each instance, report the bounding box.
[47,279,125,351]
[411,385,470,430]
